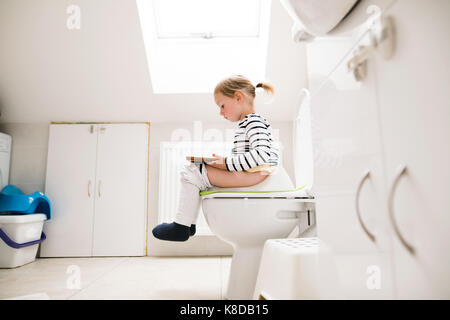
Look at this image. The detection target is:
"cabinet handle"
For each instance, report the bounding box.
[388,164,415,255]
[347,45,371,81]
[346,15,395,81]
[88,180,92,197]
[355,170,376,242]
[98,180,102,198]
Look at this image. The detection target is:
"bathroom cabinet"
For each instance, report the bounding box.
[40,123,149,257]
[308,22,395,299]
[372,0,450,299]
[307,0,450,299]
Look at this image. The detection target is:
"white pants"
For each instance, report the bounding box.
[174,163,212,227]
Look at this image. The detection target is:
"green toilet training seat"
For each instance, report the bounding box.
[199,184,313,199]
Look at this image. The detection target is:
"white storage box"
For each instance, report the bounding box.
[0,214,47,268]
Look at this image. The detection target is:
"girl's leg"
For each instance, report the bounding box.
[153,164,268,242]
[152,179,198,242]
[205,164,269,187]
[174,178,201,227]
[152,163,211,242]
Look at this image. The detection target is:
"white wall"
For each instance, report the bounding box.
[0,0,304,256]
[0,120,294,256]
[0,0,307,124]
[0,123,48,194]
[148,121,294,256]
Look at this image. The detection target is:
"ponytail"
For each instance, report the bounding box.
[255,82,275,95]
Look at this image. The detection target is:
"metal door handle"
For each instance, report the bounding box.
[98,180,102,198]
[88,180,92,197]
[388,164,415,255]
[355,170,376,242]
[346,14,395,81]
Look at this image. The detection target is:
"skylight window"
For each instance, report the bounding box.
[153,0,261,39]
[136,0,272,94]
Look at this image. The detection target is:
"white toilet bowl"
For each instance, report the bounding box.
[201,167,313,300]
[201,88,316,299]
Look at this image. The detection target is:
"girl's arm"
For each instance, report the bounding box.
[224,119,278,172]
[207,153,227,170]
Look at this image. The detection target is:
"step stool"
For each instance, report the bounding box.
[253,237,340,300]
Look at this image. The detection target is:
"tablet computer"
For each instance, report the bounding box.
[185,156,218,163]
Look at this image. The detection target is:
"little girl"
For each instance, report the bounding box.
[152,75,279,241]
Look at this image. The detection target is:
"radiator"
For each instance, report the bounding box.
[158,141,231,235]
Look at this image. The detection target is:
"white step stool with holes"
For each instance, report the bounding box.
[253,237,340,300]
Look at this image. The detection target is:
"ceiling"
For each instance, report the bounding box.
[0,0,307,124]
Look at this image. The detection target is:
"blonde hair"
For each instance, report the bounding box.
[214,75,274,101]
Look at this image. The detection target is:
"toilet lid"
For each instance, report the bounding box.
[199,185,314,199]
[293,89,314,190]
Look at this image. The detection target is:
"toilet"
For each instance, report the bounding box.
[201,89,315,300]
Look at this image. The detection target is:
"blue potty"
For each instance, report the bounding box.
[0,185,51,220]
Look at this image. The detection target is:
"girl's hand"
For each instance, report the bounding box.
[207,153,227,170]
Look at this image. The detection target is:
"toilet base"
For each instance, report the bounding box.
[225,245,264,300]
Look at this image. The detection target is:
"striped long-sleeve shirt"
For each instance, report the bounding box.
[225,113,279,172]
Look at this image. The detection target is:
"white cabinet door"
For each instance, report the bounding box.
[310,26,391,249]
[92,124,149,256]
[41,124,97,257]
[308,15,395,298]
[374,0,450,299]
[311,57,394,298]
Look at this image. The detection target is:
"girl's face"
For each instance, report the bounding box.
[214,91,244,122]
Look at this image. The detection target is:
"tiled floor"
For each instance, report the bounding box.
[0,256,232,300]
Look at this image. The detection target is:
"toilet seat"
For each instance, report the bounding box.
[199,185,314,200]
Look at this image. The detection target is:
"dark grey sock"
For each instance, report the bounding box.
[190,224,196,236]
[152,222,190,242]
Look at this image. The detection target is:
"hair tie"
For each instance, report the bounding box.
[256,83,263,88]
